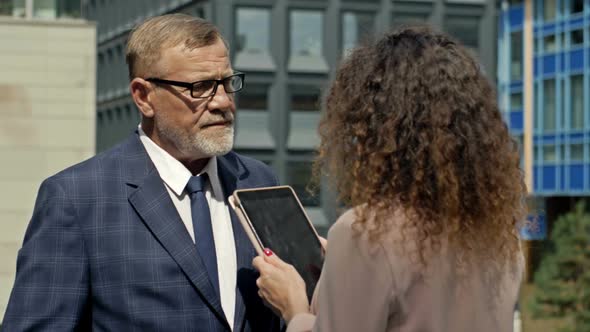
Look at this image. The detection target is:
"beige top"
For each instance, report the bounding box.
[288,208,524,332]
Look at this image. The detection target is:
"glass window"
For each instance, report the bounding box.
[291,85,321,112]
[511,92,523,110]
[560,144,566,161]
[570,29,584,46]
[236,7,270,55]
[544,35,556,52]
[57,0,81,18]
[571,0,584,14]
[392,12,428,28]
[291,10,323,57]
[9,0,25,17]
[238,84,269,111]
[561,79,566,129]
[534,82,540,131]
[543,145,557,161]
[571,75,584,129]
[342,11,374,54]
[544,0,556,21]
[34,0,57,19]
[543,80,556,131]
[571,144,584,161]
[511,31,523,80]
[445,16,479,50]
[558,32,565,49]
[0,0,13,15]
[287,162,320,207]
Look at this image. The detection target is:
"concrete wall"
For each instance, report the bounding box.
[0,18,96,322]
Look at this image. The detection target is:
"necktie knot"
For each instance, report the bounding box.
[186,174,208,195]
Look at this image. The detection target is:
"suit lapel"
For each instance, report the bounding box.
[217,157,257,331]
[124,133,230,330]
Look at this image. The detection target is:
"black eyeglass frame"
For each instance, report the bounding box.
[146,72,245,99]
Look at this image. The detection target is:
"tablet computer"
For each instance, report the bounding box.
[229,185,324,299]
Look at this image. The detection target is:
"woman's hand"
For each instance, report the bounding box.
[252,249,310,323]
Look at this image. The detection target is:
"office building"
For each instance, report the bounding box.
[86,0,498,230]
[498,0,589,234]
[0,0,95,322]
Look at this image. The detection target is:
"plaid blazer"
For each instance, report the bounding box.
[2,132,281,332]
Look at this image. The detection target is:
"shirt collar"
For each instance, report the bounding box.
[138,125,224,200]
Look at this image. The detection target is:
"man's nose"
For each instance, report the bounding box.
[208,84,233,110]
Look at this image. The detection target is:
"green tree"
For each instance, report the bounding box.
[529,201,590,332]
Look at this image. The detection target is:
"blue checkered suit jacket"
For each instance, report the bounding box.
[2,132,281,331]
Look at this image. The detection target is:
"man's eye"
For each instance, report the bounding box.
[192,82,215,96]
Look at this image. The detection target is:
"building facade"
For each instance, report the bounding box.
[0,0,95,323]
[498,0,590,287]
[86,0,498,230]
[498,0,589,196]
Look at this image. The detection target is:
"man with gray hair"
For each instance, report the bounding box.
[2,14,281,331]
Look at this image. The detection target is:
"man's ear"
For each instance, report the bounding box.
[130,78,155,118]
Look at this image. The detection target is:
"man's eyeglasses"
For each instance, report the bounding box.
[146,72,245,99]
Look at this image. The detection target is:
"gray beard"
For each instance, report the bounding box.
[158,122,234,159]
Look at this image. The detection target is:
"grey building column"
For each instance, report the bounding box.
[270,0,289,183]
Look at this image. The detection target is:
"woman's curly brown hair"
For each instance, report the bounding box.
[315,25,526,270]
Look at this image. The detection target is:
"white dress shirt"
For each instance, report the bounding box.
[138,126,237,329]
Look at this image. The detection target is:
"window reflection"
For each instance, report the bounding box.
[238,84,269,111]
[236,7,270,54]
[511,92,523,110]
[570,144,584,161]
[34,0,57,19]
[543,80,556,131]
[543,145,557,162]
[570,29,583,46]
[287,162,320,207]
[511,31,523,80]
[57,0,80,18]
[0,0,81,18]
[544,35,556,52]
[444,16,479,50]
[342,11,374,53]
[571,75,584,129]
[571,0,584,14]
[392,12,428,28]
[290,85,321,112]
[544,0,556,21]
[291,10,323,57]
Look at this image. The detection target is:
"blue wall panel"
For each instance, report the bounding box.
[559,52,565,71]
[570,17,584,27]
[510,111,524,131]
[509,7,523,27]
[542,24,556,34]
[542,165,557,191]
[570,49,584,70]
[560,165,566,190]
[569,164,585,190]
[534,167,541,192]
[543,54,556,75]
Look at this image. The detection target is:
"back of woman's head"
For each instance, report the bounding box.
[317,25,525,268]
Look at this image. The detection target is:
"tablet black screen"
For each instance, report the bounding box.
[236,187,323,299]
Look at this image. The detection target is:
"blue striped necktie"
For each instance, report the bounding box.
[186,174,219,296]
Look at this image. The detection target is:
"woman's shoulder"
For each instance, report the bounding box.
[325,207,397,259]
[326,207,364,244]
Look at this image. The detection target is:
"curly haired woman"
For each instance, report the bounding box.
[253,25,526,332]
